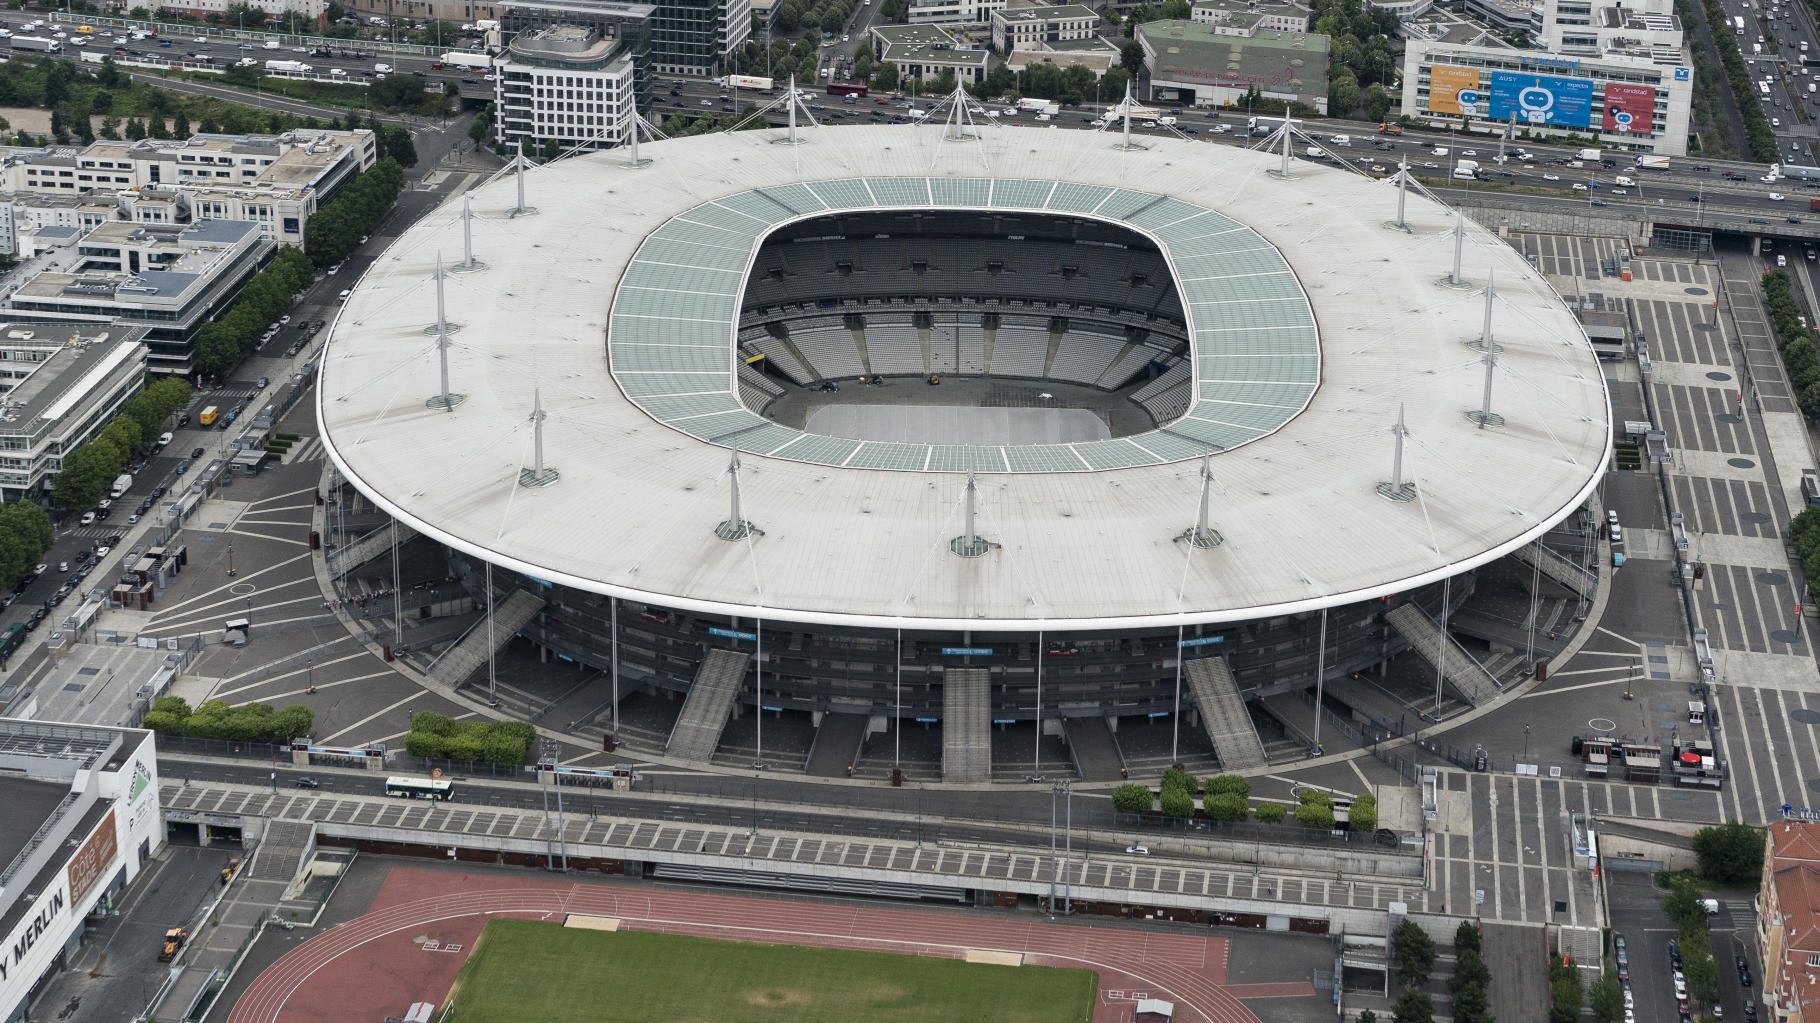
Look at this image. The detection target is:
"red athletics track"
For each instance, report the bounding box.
[226,865,1308,1023]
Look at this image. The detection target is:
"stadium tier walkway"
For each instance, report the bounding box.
[941,668,991,784]
[1063,717,1127,781]
[805,712,868,778]
[246,819,317,887]
[1183,656,1266,771]
[666,650,751,762]
[1385,604,1501,706]
[1510,542,1596,598]
[326,521,418,578]
[425,589,545,690]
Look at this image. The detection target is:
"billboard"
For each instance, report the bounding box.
[66,814,118,907]
[1429,65,1484,116]
[1488,72,1594,128]
[1602,82,1656,133]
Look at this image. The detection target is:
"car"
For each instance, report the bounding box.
[1739,956,1753,986]
[327,263,344,275]
[79,512,95,526]
[329,68,348,76]
[191,447,205,459]
[57,561,67,573]
[1667,938,1679,958]
[193,35,205,42]
[700,98,714,107]
[338,289,353,300]
[1432,146,1448,155]
[1771,192,1787,201]
[176,463,189,475]
[1571,182,1589,191]
[95,546,111,559]
[1460,149,1477,157]
[841,33,849,40]
[1611,188,1628,195]
[1543,173,1561,181]
[31,563,45,578]
[127,513,139,525]
[1124,845,1150,855]
[295,776,321,789]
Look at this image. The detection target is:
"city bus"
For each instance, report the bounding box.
[1735,15,1746,33]
[0,622,26,665]
[826,81,869,97]
[384,775,455,800]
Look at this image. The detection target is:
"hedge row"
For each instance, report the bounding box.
[404,712,535,765]
[142,695,312,744]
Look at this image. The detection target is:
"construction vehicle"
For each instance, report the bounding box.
[1377,122,1406,135]
[220,857,241,885]
[159,927,187,962]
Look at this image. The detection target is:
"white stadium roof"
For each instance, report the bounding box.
[317,123,1612,632]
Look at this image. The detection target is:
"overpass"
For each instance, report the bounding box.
[161,780,1434,936]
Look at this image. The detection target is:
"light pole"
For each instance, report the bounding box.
[1523,723,1532,760]
[226,544,235,577]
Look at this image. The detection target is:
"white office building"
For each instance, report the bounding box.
[0,323,148,500]
[495,23,642,151]
[1400,39,1693,155]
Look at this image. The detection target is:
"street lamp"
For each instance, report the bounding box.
[1523,723,1532,760]
[226,544,236,577]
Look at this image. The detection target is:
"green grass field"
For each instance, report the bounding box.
[448,919,1097,1023]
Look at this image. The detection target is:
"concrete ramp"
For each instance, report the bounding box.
[327,521,417,577]
[666,649,750,762]
[1511,542,1595,598]
[246,819,316,888]
[426,589,544,689]
[1063,717,1126,781]
[1183,656,1265,770]
[1385,603,1500,705]
[1481,921,1549,1023]
[941,668,991,784]
[805,712,868,778]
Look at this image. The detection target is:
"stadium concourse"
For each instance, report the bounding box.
[313,114,1611,783]
[223,862,1312,1023]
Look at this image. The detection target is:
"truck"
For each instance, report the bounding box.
[159,927,186,962]
[264,59,311,74]
[1635,154,1671,170]
[199,405,219,426]
[1377,121,1405,135]
[1017,97,1050,111]
[10,36,63,53]
[1452,166,1479,180]
[110,474,133,498]
[1808,196,1820,211]
[1455,159,1481,173]
[1576,148,1603,162]
[79,49,106,63]
[724,74,773,90]
[435,50,491,72]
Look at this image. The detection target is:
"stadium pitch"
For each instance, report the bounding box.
[449,919,1097,1022]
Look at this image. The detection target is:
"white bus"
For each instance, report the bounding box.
[1735,15,1746,33]
[384,775,455,800]
[1762,81,1773,97]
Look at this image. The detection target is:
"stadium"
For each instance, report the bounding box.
[316,115,1612,783]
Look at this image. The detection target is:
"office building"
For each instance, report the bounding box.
[905,0,1006,25]
[2,220,272,376]
[991,3,1103,53]
[869,25,991,84]
[0,322,148,500]
[1400,39,1693,154]
[1189,0,1309,35]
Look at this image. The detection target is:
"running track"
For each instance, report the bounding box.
[226,867,1311,1023]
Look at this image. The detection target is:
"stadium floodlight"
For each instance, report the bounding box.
[520,387,559,488]
[425,253,466,412]
[1376,404,1416,503]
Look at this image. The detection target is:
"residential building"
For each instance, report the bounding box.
[869,24,992,84]
[1399,39,1693,155]
[1763,822,1820,1023]
[341,0,503,22]
[991,3,1103,53]
[0,720,163,1023]
[156,0,325,17]
[1,220,272,376]
[1137,19,1331,112]
[905,0,1007,25]
[1189,0,1310,35]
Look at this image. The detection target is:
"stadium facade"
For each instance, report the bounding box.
[318,119,1611,778]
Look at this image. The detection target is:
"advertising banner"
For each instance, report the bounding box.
[1488,72,1594,127]
[1428,65,1484,116]
[1602,82,1656,133]
[66,814,118,907]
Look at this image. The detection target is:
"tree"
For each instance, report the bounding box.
[1390,919,1435,987]
[372,73,428,111]
[1254,804,1286,823]
[1160,786,1195,818]
[1455,921,1481,955]
[1590,970,1624,1023]
[1349,793,1377,832]
[1548,954,1584,1023]
[1452,981,1491,1023]
[872,62,898,91]
[1358,1012,1377,1023]
[1295,800,1335,829]
[1206,774,1250,798]
[1206,793,1248,822]
[1119,40,1145,76]
[1691,823,1764,884]
[1111,783,1153,814]
[1392,988,1433,1023]
[1451,948,1490,993]
[1362,82,1392,122]
[380,125,418,168]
